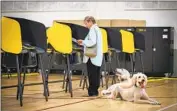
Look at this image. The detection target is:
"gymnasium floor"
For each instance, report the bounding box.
[1,74,177,111]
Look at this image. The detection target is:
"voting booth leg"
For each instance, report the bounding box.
[85,75,88,89]
[105,62,111,89]
[80,70,84,87]
[139,52,144,73]
[82,75,88,90]
[116,53,121,68]
[21,67,26,96]
[103,55,109,89]
[130,54,135,74]
[16,55,23,106]
[39,54,48,102]
[62,69,66,89]
[82,67,88,90]
[45,52,54,96]
[65,55,73,97]
[101,74,104,88]
[107,55,112,86]
[112,52,119,85]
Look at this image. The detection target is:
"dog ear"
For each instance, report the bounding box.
[144,74,148,84]
[115,73,121,77]
[115,69,122,75]
[132,74,137,84]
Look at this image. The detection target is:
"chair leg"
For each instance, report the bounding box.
[16,55,23,106]
[45,71,49,96]
[130,54,135,74]
[45,53,53,96]
[79,70,84,87]
[116,53,121,68]
[105,71,109,89]
[124,53,127,69]
[133,53,135,73]
[65,69,68,93]
[103,55,109,89]
[65,74,69,93]
[7,70,10,79]
[10,71,12,78]
[85,76,88,89]
[82,75,88,90]
[62,70,66,89]
[111,77,115,85]
[111,70,116,85]
[100,70,104,87]
[105,61,111,88]
[38,54,48,102]
[102,72,107,88]
[82,75,86,90]
[112,52,119,85]
[139,52,144,73]
[66,55,73,97]
[22,67,26,96]
[111,76,114,85]
[108,56,112,86]
[82,68,88,90]
[114,74,116,83]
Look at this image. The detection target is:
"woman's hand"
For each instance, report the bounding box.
[77,40,83,45]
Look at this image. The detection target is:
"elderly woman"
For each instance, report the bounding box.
[77,16,103,96]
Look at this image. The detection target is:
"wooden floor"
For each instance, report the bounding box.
[1,74,177,111]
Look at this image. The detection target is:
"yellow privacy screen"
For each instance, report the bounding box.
[100,28,108,53]
[47,22,72,54]
[1,17,22,54]
[120,30,135,53]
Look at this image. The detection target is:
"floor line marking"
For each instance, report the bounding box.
[156,103,177,111]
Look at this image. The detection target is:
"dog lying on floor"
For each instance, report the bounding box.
[115,68,131,82]
[101,73,161,105]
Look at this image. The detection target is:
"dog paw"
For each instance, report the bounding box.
[150,101,161,105]
[154,101,161,105]
[107,95,114,99]
[101,91,106,95]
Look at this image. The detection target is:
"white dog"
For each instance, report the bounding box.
[101,73,161,105]
[115,68,131,82]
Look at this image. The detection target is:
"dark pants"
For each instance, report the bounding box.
[87,59,101,96]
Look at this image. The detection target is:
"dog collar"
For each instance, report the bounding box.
[134,84,145,88]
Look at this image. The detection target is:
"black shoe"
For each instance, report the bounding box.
[88,92,99,97]
[89,95,98,97]
[88,94,98,97]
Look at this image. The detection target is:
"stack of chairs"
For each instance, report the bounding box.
[1,16,48,106]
